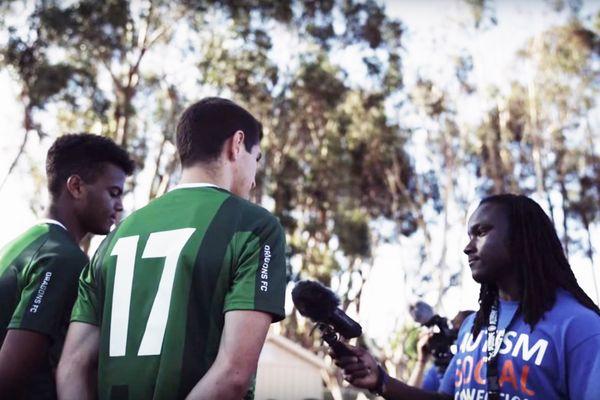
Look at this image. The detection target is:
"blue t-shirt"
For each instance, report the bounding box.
[421,365,441,391]
[439,289,600,400]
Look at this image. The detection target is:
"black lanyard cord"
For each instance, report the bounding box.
[486,297,502,400]
[485,297,520,400]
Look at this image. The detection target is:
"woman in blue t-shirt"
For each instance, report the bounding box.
[333,194,600,400]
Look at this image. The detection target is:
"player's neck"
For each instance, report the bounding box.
[46,202,87,244]
[179,164,233,192]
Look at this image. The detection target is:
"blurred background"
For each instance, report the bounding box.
[0,0,599,398]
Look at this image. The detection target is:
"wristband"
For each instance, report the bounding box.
[369,364,388,397]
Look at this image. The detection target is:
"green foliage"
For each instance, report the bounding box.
[2,0,599,375]
[464,15,600,261]
[39,0,130,54]
[535,22,598,75]
[0,1,414,315]
[334,207,371,258]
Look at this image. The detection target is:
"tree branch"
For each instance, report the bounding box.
[0,132,29,192]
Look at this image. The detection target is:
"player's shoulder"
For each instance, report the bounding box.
[227,193,272,216]
[0,224,51,269]
[40,225,88,264]
[11,223,52,248]
[224,194,282,231]
[3,223,88,278]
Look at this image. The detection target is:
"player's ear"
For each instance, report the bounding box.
[65,175,86,200]
[225,130,245,162]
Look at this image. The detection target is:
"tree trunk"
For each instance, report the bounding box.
[527,34,556,222]
[559,181,569,256]
[582,216,600,304]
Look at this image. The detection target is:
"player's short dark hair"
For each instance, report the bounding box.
[46,133,134,198]
[176,97,263,167]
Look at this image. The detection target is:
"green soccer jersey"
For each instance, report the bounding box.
[0,220,89,400]
[71,184,287,400]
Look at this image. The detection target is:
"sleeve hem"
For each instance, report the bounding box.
[70,315,100,326]
[224,303,285,323]
[6,325,53,338]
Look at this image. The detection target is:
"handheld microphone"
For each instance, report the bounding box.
[291,280,362,357]
[409,300,456,370]
[409,300,435,325]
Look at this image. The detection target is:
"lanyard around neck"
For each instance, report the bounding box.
[486,297,501,400]
[486,296,518,400]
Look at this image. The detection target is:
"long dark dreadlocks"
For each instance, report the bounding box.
[471,194,600,336]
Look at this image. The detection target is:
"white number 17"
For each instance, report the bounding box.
[109,228,195,357]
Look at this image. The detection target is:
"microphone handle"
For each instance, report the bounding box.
[321,328,356,357]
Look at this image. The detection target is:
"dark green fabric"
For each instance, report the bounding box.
[71,186,287,400]
[0,223,88,400]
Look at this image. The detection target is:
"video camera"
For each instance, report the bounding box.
[409,301,458,372]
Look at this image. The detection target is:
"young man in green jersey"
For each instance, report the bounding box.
[0,134,134,399]
[58,98,288,400]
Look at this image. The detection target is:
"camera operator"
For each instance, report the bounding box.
[408,311,473,391]
[332,194,600,400]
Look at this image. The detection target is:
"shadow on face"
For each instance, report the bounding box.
[80,163,127,235]
[464,203,513,285]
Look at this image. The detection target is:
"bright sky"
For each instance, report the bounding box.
[0,0,598,344]
[357,0,600,342]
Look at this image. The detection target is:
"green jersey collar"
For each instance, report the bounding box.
[169,183,221,192]
[37,218,67,231]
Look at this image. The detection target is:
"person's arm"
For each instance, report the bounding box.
[185,310,272,400]
[407,330,433,387]
[407,358,429,389]
[0,330,49,397]
[334,345,451,400]
[57,236,111,400]
[185,210,285,399]
[56,322,99,400]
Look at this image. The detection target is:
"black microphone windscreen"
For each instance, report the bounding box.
[331,308,362,338]
[291,280,339,322]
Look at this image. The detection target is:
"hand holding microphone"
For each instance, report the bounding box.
[291,280,362,356]
[291,280,387,394]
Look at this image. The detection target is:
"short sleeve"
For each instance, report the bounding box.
[70,259,101,326]
[9,250,85,339]
[223,215,287,322]
[567,333,600,399]
[438,354,458,394]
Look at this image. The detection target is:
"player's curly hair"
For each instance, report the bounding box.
[46,133,134,198]
[472,194,600,336]
[176,97,263,166]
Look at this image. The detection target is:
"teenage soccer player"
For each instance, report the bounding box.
[333,194,600,400]
[0,134,134,399]
[57,98,287,400]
